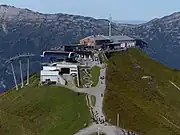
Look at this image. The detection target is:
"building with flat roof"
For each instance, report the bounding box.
[79,35,137,50]
[40,61,80,86]
[40,70,66,85]
[42,61,79,75]
[80,35,111,49]
[41,51,77,63]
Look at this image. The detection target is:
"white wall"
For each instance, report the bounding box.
[56,63,78,68]
[41,70,59,76]
[43,66,57,71]
[41,75,58,82]
[119,41,136,48]
[70,67,78,75]
[127,42,136,48]
[40,74,66,85]
[121,43,125,48]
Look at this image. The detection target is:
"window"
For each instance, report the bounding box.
[71,70,77,72]
[52,64,57,66]
[44,52,70,58]
[70,53,75,57]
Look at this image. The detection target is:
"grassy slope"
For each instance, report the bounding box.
[0,75,91,135]
[99,52,108,63]
[90,66,100,87]
[103,48,180,135]
[79,69,87,88]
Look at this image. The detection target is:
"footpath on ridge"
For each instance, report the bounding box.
[64,53,137,135]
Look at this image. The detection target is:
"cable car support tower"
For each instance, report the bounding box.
[5,53,35,90]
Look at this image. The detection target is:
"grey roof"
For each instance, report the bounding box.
[94,35,110,41]
[109,35,134,41]
[93,35,134,42]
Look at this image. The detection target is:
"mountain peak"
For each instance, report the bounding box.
[0,4,24,19]
[0,4,21,11]
[160,11,180,23]
[0,5,44,22]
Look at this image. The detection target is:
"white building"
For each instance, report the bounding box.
[53,62,78,76]
[40,61,79,86]
[40,70,66,85]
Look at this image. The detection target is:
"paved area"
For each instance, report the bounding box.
[64,53,137,135]
[74,123,125,135]
[71,64,126,135]
[77,66,106,123]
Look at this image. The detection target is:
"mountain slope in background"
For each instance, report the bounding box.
[104,48,180,135]
[0,5,180,91]
[0,5,111,91]
[113,20,147,24]
[117,12,180,69]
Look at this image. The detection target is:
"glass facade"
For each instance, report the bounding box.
[41,52,76,63]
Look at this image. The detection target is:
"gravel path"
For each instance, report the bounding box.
[64,56,137,135]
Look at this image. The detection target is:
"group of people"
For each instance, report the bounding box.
[121,130,137,135]
[100,76,104,84]
[92,110,106,124]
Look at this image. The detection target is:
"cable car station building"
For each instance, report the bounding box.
[79,35,146,50]
[40,51,80,86]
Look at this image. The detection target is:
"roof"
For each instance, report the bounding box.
[41,70,59,76]
[43,51,72,54]
[94,35,110,41]
[52,61,79,66]
[41,51,74,58]
[65,44,86,47]
[92,35,134,41]
[109,35,134,42]
[42,62,78,69]
[57,61,78,65]
[80,35,135,42]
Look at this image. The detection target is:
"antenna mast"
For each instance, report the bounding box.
[108,15,112,37]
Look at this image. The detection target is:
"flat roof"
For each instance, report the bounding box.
[51,61,79,66]
[42,51,72,54]
[41,70,59,76]
[94,35,110,41]
[65,44,86,47]
[86,35,134,41]
[110,35,134,41]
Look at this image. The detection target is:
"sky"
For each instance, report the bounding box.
[0,0,180,21]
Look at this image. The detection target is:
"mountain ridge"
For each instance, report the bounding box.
[1,4,180,91]
[113,20,147,24]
